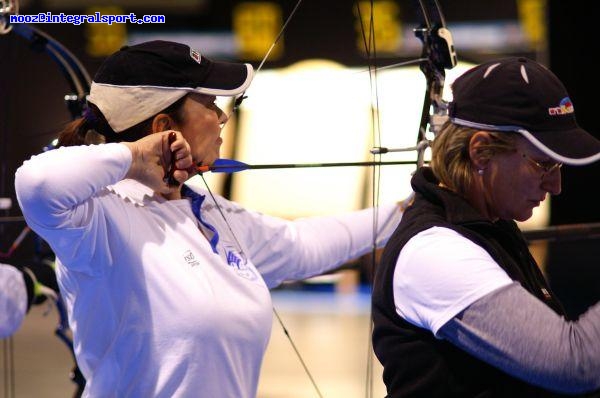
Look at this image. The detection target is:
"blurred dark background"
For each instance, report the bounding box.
[0,0,598,318]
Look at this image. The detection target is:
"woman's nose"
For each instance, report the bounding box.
[542,168,562,195]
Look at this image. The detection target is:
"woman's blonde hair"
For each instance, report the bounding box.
[430,122,518,196]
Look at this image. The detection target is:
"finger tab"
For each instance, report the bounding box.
[163,131,179,186]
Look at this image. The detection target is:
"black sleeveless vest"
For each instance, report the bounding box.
[372,167,588,397]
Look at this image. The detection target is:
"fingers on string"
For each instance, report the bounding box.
[163,131,193,186]
[161,131,178,186]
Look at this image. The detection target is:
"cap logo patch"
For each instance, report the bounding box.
[190,49,202,64]
[548,97,574,116]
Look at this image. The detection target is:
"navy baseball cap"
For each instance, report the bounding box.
[88,40,254,132]
[449,57,600,165]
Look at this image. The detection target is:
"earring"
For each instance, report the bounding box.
[478,169,484,175]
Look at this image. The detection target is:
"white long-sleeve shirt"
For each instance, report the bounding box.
[15,143,401,398]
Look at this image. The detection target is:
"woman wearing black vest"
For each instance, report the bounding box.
[372,57,600,397]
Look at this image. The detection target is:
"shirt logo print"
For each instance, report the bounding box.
[183,250,200,267]
[227,251,242,268]
[223,245,257,281]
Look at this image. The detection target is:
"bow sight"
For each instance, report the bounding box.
[413,0,457,167]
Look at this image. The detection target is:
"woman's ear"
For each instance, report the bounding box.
[468,131,493,170]
[151,114,174,134]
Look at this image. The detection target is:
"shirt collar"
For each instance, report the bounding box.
[106,179,161,206]
[106,178,208,207]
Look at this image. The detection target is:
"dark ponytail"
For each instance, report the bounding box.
[56,97,187,147]
[56,104,113,147]
[56,118,90,147]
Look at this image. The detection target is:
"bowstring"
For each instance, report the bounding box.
[273,308,323,398]
[354,2,448,395]
[198,2,328,389]
[226,0,304,120]
[198,174,247,260]
[198,173,326,398]
[354,1,382,397]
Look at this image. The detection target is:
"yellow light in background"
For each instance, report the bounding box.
[232,59,373,218]
[85,6,127,57]
[354,1,402,54]
[517,0,547,49]
[233,2,283,61]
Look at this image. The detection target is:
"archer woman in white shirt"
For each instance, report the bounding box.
[16,40,402,398]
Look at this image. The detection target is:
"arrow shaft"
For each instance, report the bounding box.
[197,160,417,173]
[241,160,414,169]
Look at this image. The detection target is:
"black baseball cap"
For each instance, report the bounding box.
[87,40,254,132]
[449,57,600,165]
